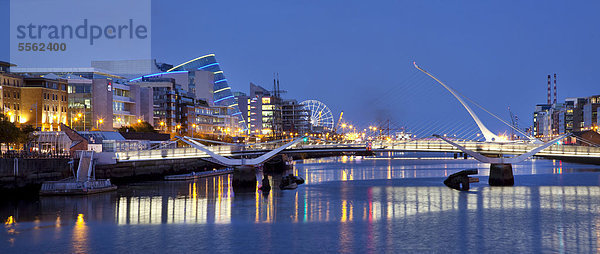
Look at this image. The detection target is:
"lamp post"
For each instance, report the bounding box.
[73,117,78,131]
[77,112,84,131]
[52,114,58,131]
[97,118,104,130]
[30,103,38,130]
[192,123,197,139]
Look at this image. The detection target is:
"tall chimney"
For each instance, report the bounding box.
[547,75,551,104]
[553,73,557,104]
[276,73,280,98]
[273,73,276,97]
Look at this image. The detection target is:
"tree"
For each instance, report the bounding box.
[118,121,157,133]
[18,125,36,151]
[0,114,22,150]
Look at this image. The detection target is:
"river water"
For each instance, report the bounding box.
[2,153,600,253]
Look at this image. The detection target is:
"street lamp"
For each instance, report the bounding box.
[77,112,85,131]
[192,123,197,138]
[97,118,104,129]
[72,117,79,131]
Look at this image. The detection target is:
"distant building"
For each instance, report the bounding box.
[533,95,600,140]
[22,76,69,131]
[281,99,310,135]
[1,71,25,123]
[582,95,600,130]
[91,59,164,79]
[166,54,246,128]
[237,82,309,137]
[0,61,15,73]
[132,74,238,136]
[12,67,153,131]
[1,69,69,131]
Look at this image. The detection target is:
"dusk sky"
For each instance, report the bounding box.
[2,0,599,135]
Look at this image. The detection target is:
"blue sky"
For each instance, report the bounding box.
[2,0,599,135]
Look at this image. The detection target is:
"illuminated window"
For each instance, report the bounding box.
[262,97,271,104]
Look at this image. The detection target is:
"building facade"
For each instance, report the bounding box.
[533,95,600,140]
[13,67,153,131]
[1,67,69,131]
[166,54,246,129]
[237,82,309,138]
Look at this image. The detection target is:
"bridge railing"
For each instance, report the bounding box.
[115,145,235,162]
[115,139,600,162]
[372,140,600,158]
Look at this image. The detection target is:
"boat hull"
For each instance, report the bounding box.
[40,185,117,196]
[39,179,117,196]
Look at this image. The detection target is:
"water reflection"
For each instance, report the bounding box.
[4,216,16,247]
[298,155,592,184]
[114,174,232,225]
[72,214,88,254]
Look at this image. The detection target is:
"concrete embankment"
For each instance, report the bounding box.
[0,158,71,192]
[95,158,220,184]
[0,157,221,192]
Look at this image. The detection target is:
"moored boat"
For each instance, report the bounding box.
[40,151,117,195]
[40,179,117,195]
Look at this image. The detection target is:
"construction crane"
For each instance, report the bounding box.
[508,106,519,140]
[333,111,344,133]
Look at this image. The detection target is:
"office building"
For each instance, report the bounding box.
[165,54,246,128]
[1,69,69,131]
[238,82,309,137]
[13,67,153,131]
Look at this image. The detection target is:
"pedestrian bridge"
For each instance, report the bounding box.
[111,139,600,165]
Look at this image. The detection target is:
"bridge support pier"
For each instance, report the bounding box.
[232,165,257,192]
[489,163,514,186]
[264,154,292,173]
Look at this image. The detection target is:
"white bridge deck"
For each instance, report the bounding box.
[112,140,600,163]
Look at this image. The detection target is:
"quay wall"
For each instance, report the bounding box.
[0,158,71,190]
[0,149,371,192]
[0,157,220,191]
[95,158,220,184]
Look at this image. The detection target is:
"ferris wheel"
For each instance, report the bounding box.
[300,100,335,130]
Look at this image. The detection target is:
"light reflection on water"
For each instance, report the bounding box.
[1,155,600,252]
[72,214,87,254]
